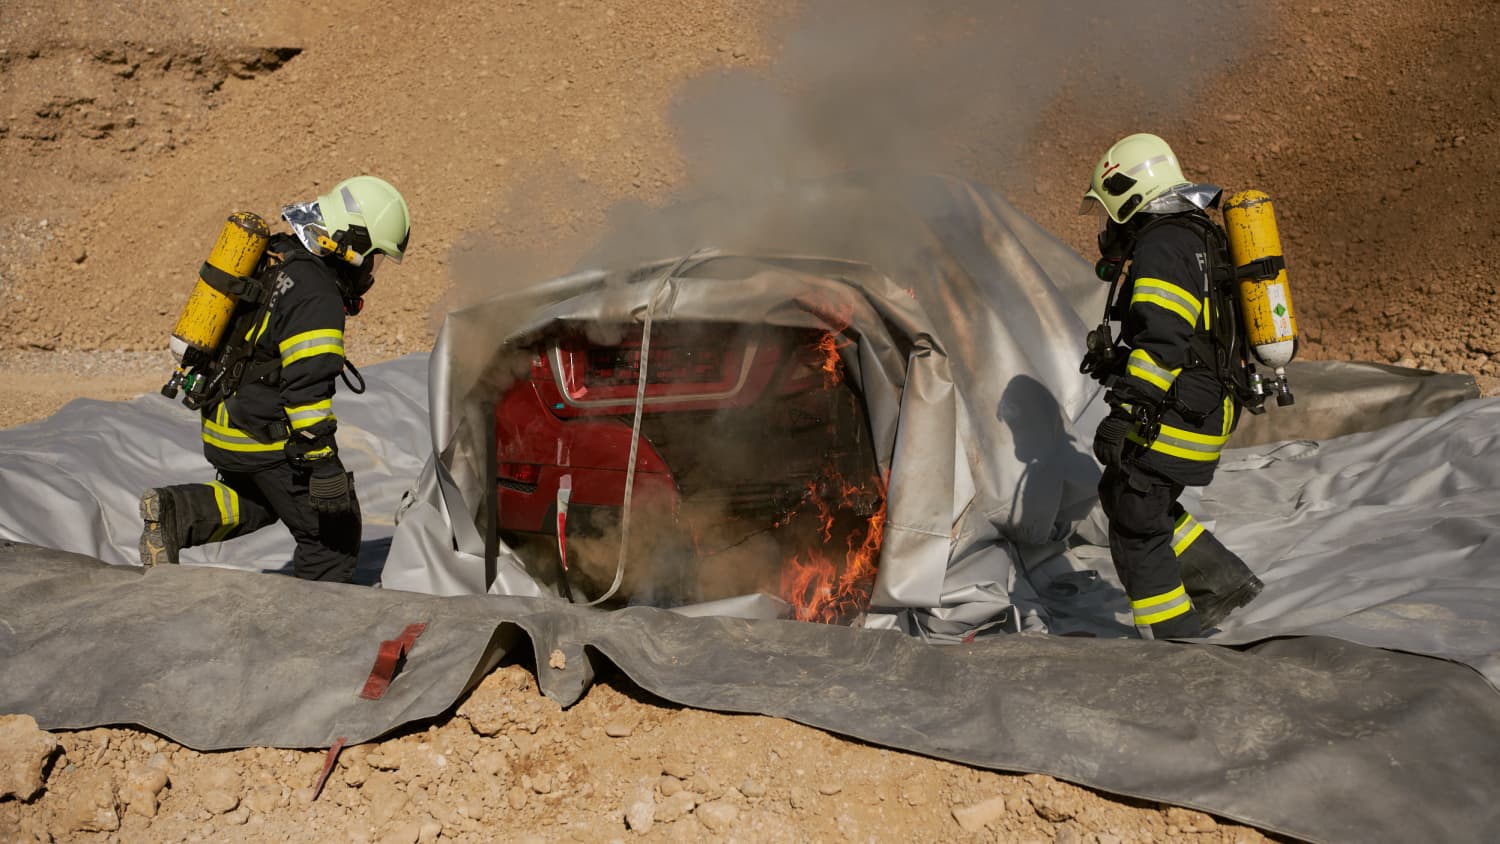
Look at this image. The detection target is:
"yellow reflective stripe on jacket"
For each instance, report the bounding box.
[1132,584,1193,626]
[1172,513,1206,556]
[279,329,345,367]
[1128,421,1232,462]
[201,414,286,453]
[284,399,335,431]
[1131,277,1202,326]
[1127,395,1236,462]
[206,481,242,542]
[1125,348,1181,393]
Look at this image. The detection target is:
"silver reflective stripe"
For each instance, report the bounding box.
[1133,586,1193,626]
[341,186,360,213]
[286,406,333,427]
[1126,153,1173,176]
[1127,351,1177,386]
[1172,515,1205,556]
[1154,429,1227,455]
[281,336,342,359]
[207,429,263,446]
[1132,279,1202,323]
[208,481,241,542]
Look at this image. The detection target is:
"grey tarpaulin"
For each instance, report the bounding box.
[382,174,1153,634]
[1,542,1498,844]
[2,173,1498,842]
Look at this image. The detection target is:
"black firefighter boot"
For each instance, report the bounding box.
[1177,527,1263,630]
[138,488,181,566]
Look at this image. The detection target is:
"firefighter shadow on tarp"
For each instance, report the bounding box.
[250,534,392,587]
[997,375,1131,637]
[353,535,394,586]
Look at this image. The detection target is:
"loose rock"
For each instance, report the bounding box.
[202,788,240,814]
[656,789,698,822]
[0,715,61,801]
[52,770,119,834]
[120,764,170,817]
[623,796,656,832]
[696,800,739,832]
[952,795,1008,832]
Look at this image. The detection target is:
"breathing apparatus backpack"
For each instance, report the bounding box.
[161,212,275,411]
[1079,189,1299,416]
[162,214,368,414]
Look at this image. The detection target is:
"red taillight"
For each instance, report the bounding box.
[498,462,542,484]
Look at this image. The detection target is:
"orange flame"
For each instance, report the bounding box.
[795,297,857,391]
[816,332,850,387]
[778,463,886,625]
[771,320,886,625]
[779,511,885,624]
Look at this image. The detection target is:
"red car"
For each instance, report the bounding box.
[494,319,882,608]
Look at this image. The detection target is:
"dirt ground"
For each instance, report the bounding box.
[2,0,1497,841]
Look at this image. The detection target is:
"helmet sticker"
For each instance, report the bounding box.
[341,186,361,214]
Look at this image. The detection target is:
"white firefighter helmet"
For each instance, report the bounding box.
[1080,133,1191,225]
[317,175,411,263]
[281,175,411,267]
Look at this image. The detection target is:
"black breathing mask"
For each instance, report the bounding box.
[1094,216,1135,284]
[334,254,378,316]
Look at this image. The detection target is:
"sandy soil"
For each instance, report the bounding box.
[2,0,1496,840]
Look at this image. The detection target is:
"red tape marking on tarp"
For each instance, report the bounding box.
[359,622,427,700]
[310,736,347,801]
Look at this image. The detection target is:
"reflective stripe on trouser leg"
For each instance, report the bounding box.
[1132,584,1193,627]
[1171,512,1205,557]
[1173,505,1257,608]
[206,481,242,542]
[167,480,280,549]
[1098,466,1203,639]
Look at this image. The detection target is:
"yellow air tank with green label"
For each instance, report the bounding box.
[169,211,270,359]
[1223,190,1298,370]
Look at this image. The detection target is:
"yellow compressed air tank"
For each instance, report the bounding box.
[1223,190,1297,369]
[169,211,270,359]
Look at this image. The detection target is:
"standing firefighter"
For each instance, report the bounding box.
[139,175,411,583]
[1079,134,1265,638]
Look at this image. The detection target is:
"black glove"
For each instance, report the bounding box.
[285,422,352,513]
[307,457,353,514]
[1093,407,1135,468]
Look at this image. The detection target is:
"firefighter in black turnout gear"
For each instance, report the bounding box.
[1079,134,1263,638]
[139,176,411,582]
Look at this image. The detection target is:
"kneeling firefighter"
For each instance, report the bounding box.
[139,175,411,583]
[1079,133,1286,638]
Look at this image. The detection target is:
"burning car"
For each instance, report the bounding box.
[494,310,885,620]
[387,174,1107,638]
